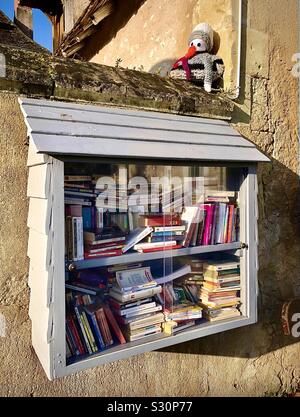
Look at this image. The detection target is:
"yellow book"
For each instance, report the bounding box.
[81,311,98,353]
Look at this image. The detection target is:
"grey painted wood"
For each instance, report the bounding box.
[29,134,270,162]
[27,118,251,148]
[71,242,242,270]
[51,158,67,379]
[247,166,258,322]
[23,104,241,137]
[19,98,270,163]
[59,316,253,378]
[20,97,228,125]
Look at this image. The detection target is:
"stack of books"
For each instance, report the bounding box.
[199,260,241,322]
[83,227,126,259]
[158,272,203,334]
[133,214,185,253]
[65,292,126,363]
[108,266,164,342]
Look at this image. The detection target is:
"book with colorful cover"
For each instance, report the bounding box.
[115,267,157,293]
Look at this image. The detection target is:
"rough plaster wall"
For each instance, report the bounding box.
[0,0,300,397]
[91,0,239,91]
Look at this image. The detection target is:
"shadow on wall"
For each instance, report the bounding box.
[159,158,300,359]
[82,0,147,61]
[148,31,221,77]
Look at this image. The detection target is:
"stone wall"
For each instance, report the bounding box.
[0,0,299,396]
[91,0,239,92]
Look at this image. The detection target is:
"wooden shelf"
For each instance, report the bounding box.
[69,242,242,270]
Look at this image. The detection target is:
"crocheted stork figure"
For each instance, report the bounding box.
[170,23,225,93]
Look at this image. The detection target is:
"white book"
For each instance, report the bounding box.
[154,226,186,232]
[115,301,157,316]
[109,285,162,303]
[123,305,162,319]
[134,240,177,250]
[128,312,165,330]
[128,326,162,342]
[76,217,84,261]
[115,267,156,291]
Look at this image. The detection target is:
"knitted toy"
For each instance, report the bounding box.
[170,23,225,92]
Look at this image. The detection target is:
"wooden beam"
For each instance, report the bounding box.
[18,0,63,17]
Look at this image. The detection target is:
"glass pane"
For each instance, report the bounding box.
[63,160,246,365]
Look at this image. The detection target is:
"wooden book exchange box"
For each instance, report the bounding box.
[19,98,269,380]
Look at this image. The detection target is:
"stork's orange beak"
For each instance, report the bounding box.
[185,45,197,59]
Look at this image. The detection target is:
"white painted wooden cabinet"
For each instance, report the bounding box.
[20,98,269,380]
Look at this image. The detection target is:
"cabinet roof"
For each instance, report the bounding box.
[19,97,270,163]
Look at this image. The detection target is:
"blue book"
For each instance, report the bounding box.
[152,231,184,237]
[82,207,92,230]
[84,309,106,351]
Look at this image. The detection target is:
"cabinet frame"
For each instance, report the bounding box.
[48,157,257,379]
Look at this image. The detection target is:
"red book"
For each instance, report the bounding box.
[140,214,181,227]
[202,204,214,246]
[84,249,123,259]
[67,317,86,355]
[85,241,125,250]
[226,205,235,243]
[95,308,113,346]
[103,304,126,344]
[137,244,182,253]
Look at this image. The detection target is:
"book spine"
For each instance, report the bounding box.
[226,205,234,243]
[76,217,84,261]
[66,319,79,356]
[96,309,113,346]
[103,304,126,344]
[72,217,78,261]
[82,207,92,230]
[211,204,219,245]
[69,317,86,355]
[138,244,181,253]
[231,209,236,242]
[81,311,98,353]
[116,302,156,316]
[66,321,79,356]
[202,205,211,246]
[89,313,106,351]
[66,216,73,261]
[84,249,123,259]
[197,209,206,246]
[64,175,91,181]
[96,207,104,229]
[74,306,92,354]
[223,205,229,243]
[154,226,185,232]
[208,205,215,245]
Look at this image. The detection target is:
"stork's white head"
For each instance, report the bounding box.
[189,38,208,53]
[188,23,214,53]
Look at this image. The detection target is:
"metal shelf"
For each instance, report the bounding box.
[69,242,242,270]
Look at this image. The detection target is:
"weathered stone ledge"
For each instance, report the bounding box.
[0,43,234,120]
